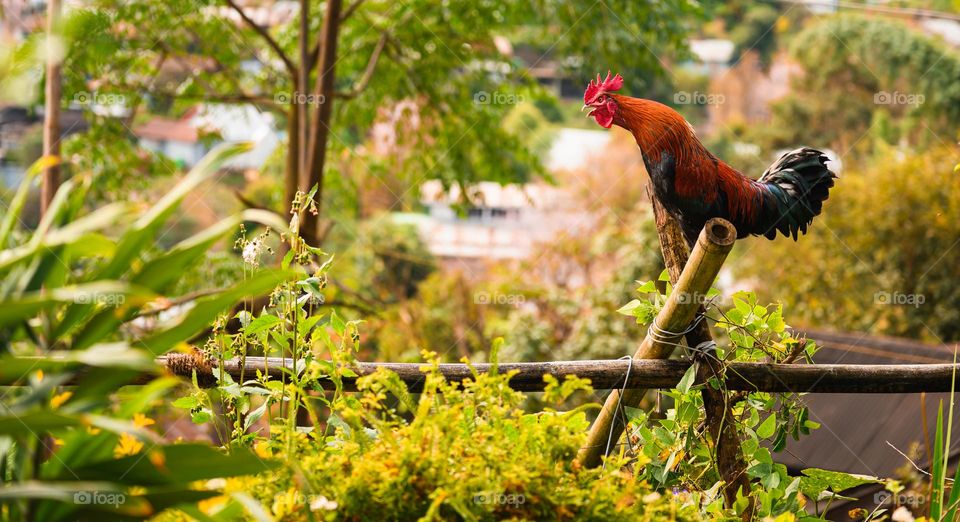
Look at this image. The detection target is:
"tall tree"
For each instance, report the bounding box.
[762,15,960,153]
[62,0,705,242]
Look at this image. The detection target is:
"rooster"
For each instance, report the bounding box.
[583,72,836,246]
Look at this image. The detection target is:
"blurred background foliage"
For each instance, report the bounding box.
[740,145,960,342]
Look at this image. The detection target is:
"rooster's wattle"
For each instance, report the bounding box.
[583,72,836,246]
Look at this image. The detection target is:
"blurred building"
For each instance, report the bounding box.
[708,51,801,127]
[415,128,608,266]
[688,38,736,75]
[417,180,589,264]
[134,104,280,171]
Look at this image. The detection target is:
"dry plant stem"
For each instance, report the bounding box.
[575,216,735,469]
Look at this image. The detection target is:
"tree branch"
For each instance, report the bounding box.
[233,189,273,212]
[336,31,387,100]
[224,0,297,75]
[146,89,284,112]
[341,0,366,22]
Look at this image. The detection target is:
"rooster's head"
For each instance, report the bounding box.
[582,71,623,128]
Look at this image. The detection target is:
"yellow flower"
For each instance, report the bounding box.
[198,496,227,515]
[114,433,144,458]
[35,370,44,383]
[148,449,166,469]
[254,440,272,459]
[775,16,790,33]
[132,413,155,428]
[52,438,65,448]
[50,391,73,409]
[271,488,303,518]
[87,426,102,435]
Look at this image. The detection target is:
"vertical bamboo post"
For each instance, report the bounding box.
[576,217,736,468]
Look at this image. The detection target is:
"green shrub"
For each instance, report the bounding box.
[217,356,701,521]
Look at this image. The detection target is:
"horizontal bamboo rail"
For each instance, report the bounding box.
[157,354,960,393]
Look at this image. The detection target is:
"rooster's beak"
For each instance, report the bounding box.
[580,104,590,112]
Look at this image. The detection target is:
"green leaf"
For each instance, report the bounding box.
[799,468,881,499]
[0,156,58,248]
[171,397,198,409]
[0,480,154,518]
[244,314,281,335]
[616,299,643,316]
[636,280,657,293]
[0,344,155,385]
[191,410,212,424]
[932,401,945,520]
[757,414,777,439]
[677,363,698,393]
[62,444,276,485]
[330,310,346,336]
[0,412,80,438]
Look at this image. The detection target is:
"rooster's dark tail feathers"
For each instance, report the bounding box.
[751,147,837,240]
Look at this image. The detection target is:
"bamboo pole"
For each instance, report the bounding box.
[150,354,960,393]
[574,218,736,468]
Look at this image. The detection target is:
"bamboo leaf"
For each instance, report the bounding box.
[66,444,275,486]
[933,401,945,521]
[0,155,58,248]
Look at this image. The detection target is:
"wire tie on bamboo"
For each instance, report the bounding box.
[602,355,635,469]
[648,313,705,343]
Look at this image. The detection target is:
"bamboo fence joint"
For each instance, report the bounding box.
[575,218,737,468]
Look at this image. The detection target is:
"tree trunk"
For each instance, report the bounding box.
[300,0,342,245]
[651,198,753,520]
[40,0,61,217]
[285,106,300,216]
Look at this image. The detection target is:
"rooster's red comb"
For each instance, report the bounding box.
[583,71,624,104]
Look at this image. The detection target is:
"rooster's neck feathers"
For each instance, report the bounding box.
[611,95,731,204]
